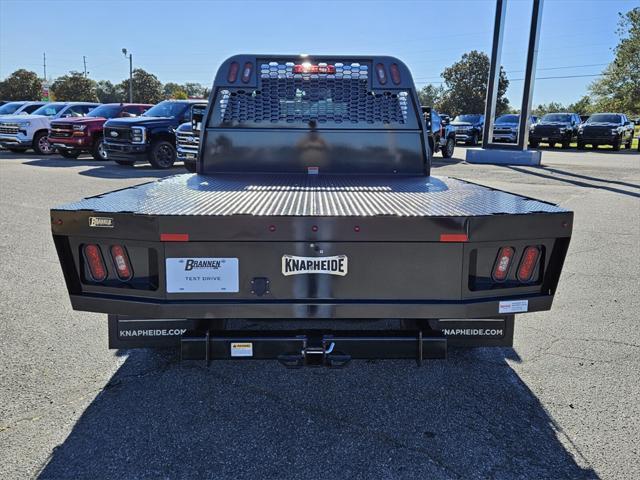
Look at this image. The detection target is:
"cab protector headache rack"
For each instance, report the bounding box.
[51,54,572,366]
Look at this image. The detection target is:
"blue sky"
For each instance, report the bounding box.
[0,0,635,106]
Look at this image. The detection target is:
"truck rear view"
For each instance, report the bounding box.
[51,55,572,367]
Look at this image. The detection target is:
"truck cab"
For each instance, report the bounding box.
[0,102,99,154]
[577,113,635,150]
[49,103,151,159]
[50,55,572,366]
[529,112,581,148]
[103,100,203,169]
[0,101,46,118]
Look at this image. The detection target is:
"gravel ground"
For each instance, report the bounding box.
[0,146,638,479]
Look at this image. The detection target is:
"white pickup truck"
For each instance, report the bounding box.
[0,101,46,117]
[0,102,99,154]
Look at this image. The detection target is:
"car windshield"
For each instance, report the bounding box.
[495,115,519,124]
[31,103,66,116]
[542,114,571,122]
[453,114,481,123]
[88,104,122,118]
[143,101,187,118]
[586,114,622,124]
[0,102,25,115]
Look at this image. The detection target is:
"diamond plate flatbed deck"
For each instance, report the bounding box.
[54,174,566,217]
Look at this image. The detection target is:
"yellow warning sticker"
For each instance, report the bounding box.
[230,342,253,357]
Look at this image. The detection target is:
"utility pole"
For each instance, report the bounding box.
[83,56,87,77]
[43,52,47,80]
[122,48,133,102]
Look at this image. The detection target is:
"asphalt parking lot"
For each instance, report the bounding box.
[0,146,638,480]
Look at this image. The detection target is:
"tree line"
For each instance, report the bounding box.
[0,68,210,104]
[418,7,638,118]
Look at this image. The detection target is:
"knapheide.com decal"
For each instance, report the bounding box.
[120,329,187,338]
[442,328,503,337]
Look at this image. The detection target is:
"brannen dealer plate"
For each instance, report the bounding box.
[166,258,239,293]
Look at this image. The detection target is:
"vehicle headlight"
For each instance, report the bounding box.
[72,124,87,131]
[19,122,30,128]
[558,127,566,133]
[131,126,146,144]
[610,128,619,134]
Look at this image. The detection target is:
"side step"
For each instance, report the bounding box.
[180,330,447,367]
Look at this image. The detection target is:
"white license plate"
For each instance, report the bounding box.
[166,258,239,293]
[542,137,549,141]
[185,153,196,159]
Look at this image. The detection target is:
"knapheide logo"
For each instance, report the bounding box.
[89,217,114,228]
[282,255,348,276]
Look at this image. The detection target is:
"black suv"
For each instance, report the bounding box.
[577,113,635,150]
[451,114,484,145]
[103,100,203,169]
[529,112,581,148]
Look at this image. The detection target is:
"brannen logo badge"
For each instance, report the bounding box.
[89,217,114,228]
[282,255,348,276]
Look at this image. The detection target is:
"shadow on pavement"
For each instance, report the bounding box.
[538,166,640,190]
[37,348,598,479]
[22,157,182,180]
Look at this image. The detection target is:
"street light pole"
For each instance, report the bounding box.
[122,48,133,103]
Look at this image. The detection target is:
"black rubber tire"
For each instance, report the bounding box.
[468,133,478,146]
[8,147,28,153]
[149,140,176,169]
[114,159,135,166]
[33,131,54,155]
[441,137,455,158]
[577,141,585,150]
[612,140,621,151]
[59,149,81,159]
[561,140,570,149]
[91,136,107,160]
[184,161,197,173]
[590,144,597,149]
[529,140,539,148]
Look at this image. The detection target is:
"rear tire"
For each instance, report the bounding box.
[149,140,176,169]
[612,139,621,151]
[59,149,81,159]
[91,136,107,160]
[577,141,585,150]
[469,133,478,146]
[114,159,135,166]
[441,137,455,158]
[33,131,53,155]
[561,139,570,149]
[529,140,539,148]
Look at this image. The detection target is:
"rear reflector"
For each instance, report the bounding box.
[110,245,133,281]
[241,62,253,83]
[293,64,336,74]
[517,246,540,282]
[440,233,468,242]
[228,62,239,83]
[492,247,514,282]
[160,233,189,242]
[83,244,107,282]
[375,63,387,85]
[390,63,401,85]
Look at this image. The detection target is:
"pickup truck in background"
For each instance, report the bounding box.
[49,103,151,159]
[175,103,207,172]
[528,112,581,148]
[0,101,46,117]
[451,114,484,145]
[50,55,573,367]
[103,100,203,169]
[423,106,456,158]
[0,102,99,154]
[492,114,538,144]
[577,113,635,150]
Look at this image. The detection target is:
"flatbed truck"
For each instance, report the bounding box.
[50,55,573,367]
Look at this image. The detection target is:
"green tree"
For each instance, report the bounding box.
[96,80,124,103]
[183,82,207,98]
[567,95,594,115]
[163,82,188,99]
[51,71,98,101]
[437,50,510,116]
[590,7,640,114]
[533,102,566,117]
[417,84,445,108]
[0,69,42,100]
[117,68,163,104]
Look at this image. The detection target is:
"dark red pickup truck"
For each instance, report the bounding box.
[48,103,151,160]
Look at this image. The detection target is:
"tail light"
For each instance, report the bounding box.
[227,62,239,83]
[110,245,133,281]
[241,62,253,83]
[492,247,514,282]
[293,64,336,74]
[390,63,401,85]
[83,244,107,282]
[517,246,540,282]
[375,63,387,85]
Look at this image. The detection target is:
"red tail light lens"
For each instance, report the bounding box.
[390,63,401,85]
[83,244,107,282]
[517,246,540,282]
[110,245,133,281]
[241,62,253,83]
[375,63,387,85]
[293,64,336,74]
[227,62,239,83]
[492,247,514,282]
